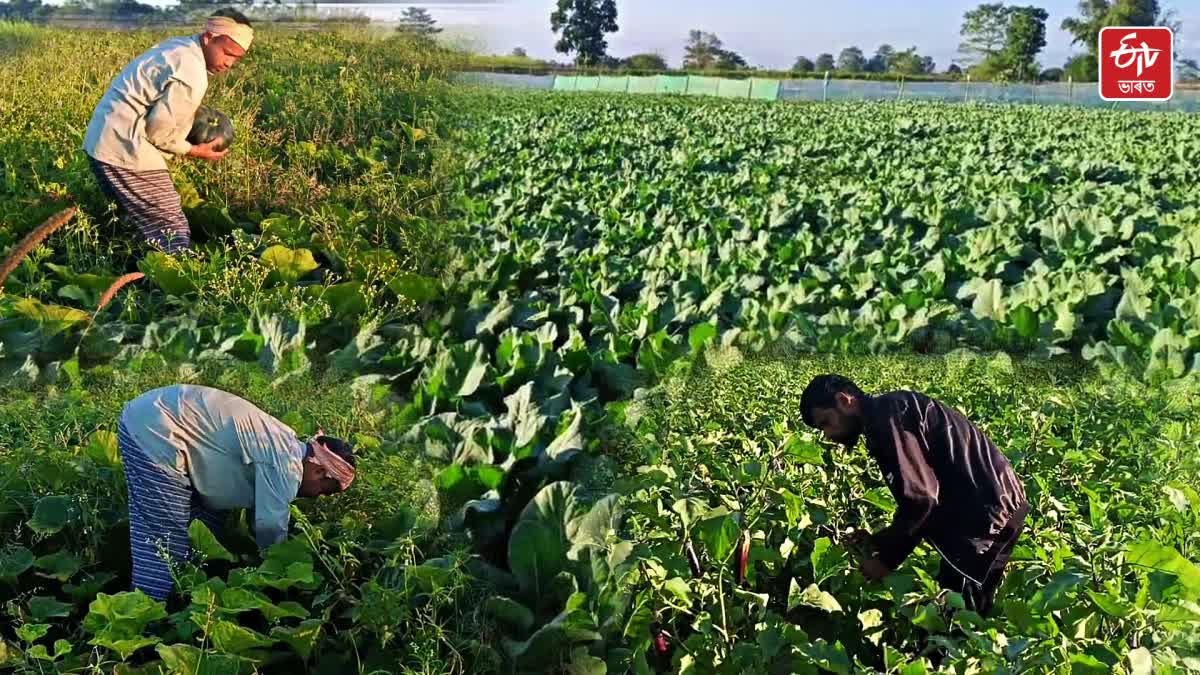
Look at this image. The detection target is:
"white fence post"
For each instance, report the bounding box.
[822,71,830,102]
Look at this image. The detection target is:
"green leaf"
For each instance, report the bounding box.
[858,608,883,631]
[156,642,243,675]
[83,591,168,654]
[811,537,845,585]
[29,596,73,620]
[687,322,717,352]
[260,245,319,284]
[205,619,275,654]
[306,282,367,320]
[502,608,601,668]
[485,596,535,633]
[26,639,71,661]
[94,637,161,661]
[509,520,568,599]
[1011,305,1038,339]
[569,494,622,549]
[1031,570,1087,613]
[29,495,75,535]
[789,579,842,613]
[1069,654,1109,675]
[137,252,197,296]
[911,604,946,632]
[188,520,235,563]
[782,435,825,465]
[862,487,896,512]
[801,638,850,675]
[15,623,50,644]
[11,298,89,335]
[0,546,35,580]
[567,647,607,675]
[65,572,116,601]
[388,273,441,303]
[1125,540,1200,601]
[546,407,585,459]
[696,509,740,562]
[426,342,492,400]
[1086,590,1133,618]
[83,430,120,467]
[663,577,692,606]
[271,619,322,660]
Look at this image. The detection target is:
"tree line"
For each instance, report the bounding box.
[545,0,1195,82]
[0,0,442,33]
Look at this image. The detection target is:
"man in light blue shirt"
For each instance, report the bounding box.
[116,384,357,600]
[82,8,252,255]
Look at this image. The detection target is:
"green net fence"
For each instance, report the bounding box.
[656,76,690,94]
[459,72,1200,112]
[717,78,752,99]
[598,76,628,93]
[628,76,658,94]
[750,79,782,101]
[687,76,722,97]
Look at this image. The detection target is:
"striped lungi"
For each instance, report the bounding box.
[116,417,221,600]
[88,156,191,255]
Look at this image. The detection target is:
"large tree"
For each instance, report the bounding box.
[792,56,815,72]
[682,30,746,70]
[396,7,442,37]
[716,49,748,70]
[959,3,1012,67]
[814,53,836,71]
[550,0,619,66]
[867,44,895,73]
[1003,6,1048,81]
[683,30,723,69]
[890,46,929,75]
[837,46,866,72]
[1060,0,1178,79]
[960,3,1050,80]
[623,53,669,70]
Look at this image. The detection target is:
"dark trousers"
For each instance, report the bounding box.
[935,508,1027,617]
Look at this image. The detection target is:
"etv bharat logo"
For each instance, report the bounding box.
[1099,27,1174,102]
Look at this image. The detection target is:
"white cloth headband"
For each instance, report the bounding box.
[205,16,253,51]
[308,438,356,491]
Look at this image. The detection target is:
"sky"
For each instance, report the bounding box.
[313,0,1200,72]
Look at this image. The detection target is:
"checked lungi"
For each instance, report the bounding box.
[117,417,221,600]
[89,156,191,256]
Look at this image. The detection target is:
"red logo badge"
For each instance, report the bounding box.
[1099,27,1174,102]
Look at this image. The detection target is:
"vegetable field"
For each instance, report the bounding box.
[2,41,1199,675]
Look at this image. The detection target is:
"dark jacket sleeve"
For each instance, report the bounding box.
[869,413,940,570]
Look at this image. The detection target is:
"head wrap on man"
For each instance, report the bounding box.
[306,434,356,491]
[204,15,254,51]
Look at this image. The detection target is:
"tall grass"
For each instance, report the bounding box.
[0,24,460,323]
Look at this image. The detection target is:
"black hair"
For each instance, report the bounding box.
[210,7,252,27]
[314,435,356,468]
[800,374,865,427]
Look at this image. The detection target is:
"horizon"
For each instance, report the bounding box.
[311,0,1200,72]
[36,0,1200,72]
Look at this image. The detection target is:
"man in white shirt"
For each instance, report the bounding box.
[83,8,253,256]
[116,384,357,600]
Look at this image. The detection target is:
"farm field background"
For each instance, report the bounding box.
[1,23,1199,675]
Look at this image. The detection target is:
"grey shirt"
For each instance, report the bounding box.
[83,34,208,172]
[119,384,306,549]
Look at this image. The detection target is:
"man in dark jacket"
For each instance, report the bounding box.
[800,374,1029,616]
